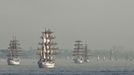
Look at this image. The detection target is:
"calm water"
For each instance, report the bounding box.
[0,58,134,75]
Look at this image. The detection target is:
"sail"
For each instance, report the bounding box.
[73,40,90,63]
[37,29,58,62]
[73,40,85,56]
[7,37,22,58]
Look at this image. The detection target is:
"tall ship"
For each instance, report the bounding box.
[72,40,89,63]
[37,29,58,69]
[7,36,22,65]
[83,44,90,62]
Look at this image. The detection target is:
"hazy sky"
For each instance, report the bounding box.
[0,0,134,50]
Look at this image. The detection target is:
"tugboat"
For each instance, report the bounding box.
[37,29,58,68]
[7,36,22,65]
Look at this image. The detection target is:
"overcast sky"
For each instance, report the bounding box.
[0,0,134,50]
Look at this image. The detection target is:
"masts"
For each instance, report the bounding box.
[8,36,21,58]
[84,44,88,62]
[40,29,57,60]
[7,36,22,65]
[37,29,58,68]
[73,40,89,63]
[73,40,85,57]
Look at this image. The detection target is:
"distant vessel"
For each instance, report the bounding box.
[7,36,22,65]
[73,40,89,63]
[37,29,58,68]
[83,44,90,62]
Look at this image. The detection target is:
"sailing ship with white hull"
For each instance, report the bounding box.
[73,40,90,63]
[37,29,58,69]
[73,40,85,64]
[7,36,22,65]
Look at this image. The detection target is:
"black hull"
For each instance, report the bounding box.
[38,60,45,68]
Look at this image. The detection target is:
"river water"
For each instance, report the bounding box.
[0,58,134,75]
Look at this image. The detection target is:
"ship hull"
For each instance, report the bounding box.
[38,60,55,68]
[7,58,20,65]
[84,59,90,62]
[73,58,84,64]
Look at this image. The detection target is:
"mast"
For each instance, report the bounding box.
[84,44,88,62]
[8,36,21,58]
[73,40,85,57]
[38,29,58,61]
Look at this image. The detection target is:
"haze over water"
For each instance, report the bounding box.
[0,0,134,75]
[0,0,134,50]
